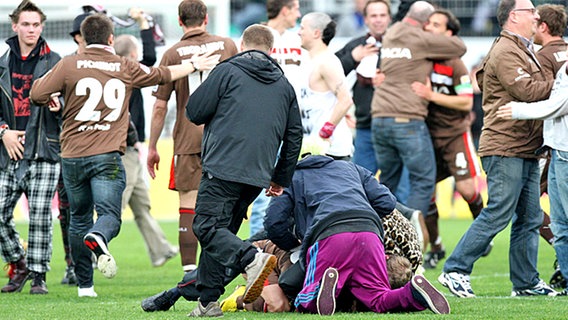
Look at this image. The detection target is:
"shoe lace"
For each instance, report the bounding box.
[457,274,473,292]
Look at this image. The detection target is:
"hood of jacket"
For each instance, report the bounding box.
[296,154,334,169]
[227,50,284,84]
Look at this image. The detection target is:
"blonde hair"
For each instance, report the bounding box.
[387,255,412,289]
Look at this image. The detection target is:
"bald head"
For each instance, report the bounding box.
[406,1,435,24]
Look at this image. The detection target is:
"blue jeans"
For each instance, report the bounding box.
[62,152,125,288]
[549,149,568,285]
[249,192,270,237]
[371,118,435,213]
[444,156,542,290]
[354,128,379,174]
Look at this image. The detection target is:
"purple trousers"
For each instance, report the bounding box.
[295,232,425,313]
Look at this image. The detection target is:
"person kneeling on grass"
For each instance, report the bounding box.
[141,232,415,314]
[263,154,449,315]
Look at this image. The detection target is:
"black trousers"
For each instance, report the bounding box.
[193,172,262,302]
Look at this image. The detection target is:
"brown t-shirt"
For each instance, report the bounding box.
[152,29,237,155]
[30,45,172,158]
[372,21,466,120]
[426,58,473,138]
[536,39,568,80]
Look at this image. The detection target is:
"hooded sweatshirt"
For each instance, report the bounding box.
[187,50,303,188]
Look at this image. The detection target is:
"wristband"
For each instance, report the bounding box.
[191,60,200,73]
[319,121,336,139]
[0,124,8,140]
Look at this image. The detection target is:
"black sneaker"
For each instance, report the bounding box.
[141,290,176,312]
[423,248,446,269]
[30,272,48,294]
[550,260,566,289]
[61,265,77,285]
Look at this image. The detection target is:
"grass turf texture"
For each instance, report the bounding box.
[3,219,568,319]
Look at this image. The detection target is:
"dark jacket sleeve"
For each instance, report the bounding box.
[335,39,359,76]
[186,66,225,125]
[139,29,157,67]
[126,118,139,147]
[271,95,303,187]
[358,166,397,217]
[264,186,301,251]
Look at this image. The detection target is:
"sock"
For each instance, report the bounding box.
[179,209,198,270]
[58,207,73,266]
[466,192,484,219]
[540,211,555,245]
[425,200,440,251]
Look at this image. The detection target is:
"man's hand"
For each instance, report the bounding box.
[496,103,514,119]
[2,130,26,160]
[411,77,432,101]
[265,181,283,197]
[372,70,385,88]
[191,51,222,72]
[351,43,379,62]
[147,147,160,179]
[48,92,61,112]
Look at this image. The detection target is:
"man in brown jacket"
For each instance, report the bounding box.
[371,1,466,220]
[439,0,556,298]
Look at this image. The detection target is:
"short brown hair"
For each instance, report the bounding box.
[81,14,114,46]
[266,0,296,20]
[363,0,391,17]
[387,255,412,289]
[9,0,46,24]
[242,24,274,53]
[432,9,461,36]
[179,0,207,28]
[537,4,567,37]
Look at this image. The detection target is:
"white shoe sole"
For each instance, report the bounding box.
[98,254,117,279]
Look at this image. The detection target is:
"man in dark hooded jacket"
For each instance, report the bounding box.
[185,23,303,317]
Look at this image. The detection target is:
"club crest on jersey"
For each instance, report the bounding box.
[382,47,412,59]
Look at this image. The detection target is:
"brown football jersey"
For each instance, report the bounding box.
[426,58,473,138]
[31,45,172,158]
[152,29,238,155]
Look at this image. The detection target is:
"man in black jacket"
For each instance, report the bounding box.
[0,0,61,295]
[185,24,302,317]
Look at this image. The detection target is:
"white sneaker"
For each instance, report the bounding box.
[84,233,117,278]
[78,286,98,297]
[438,272,475,298]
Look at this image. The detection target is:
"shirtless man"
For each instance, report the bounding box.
[297,12,353,160]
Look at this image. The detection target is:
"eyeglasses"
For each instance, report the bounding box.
[513,8,537,14]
